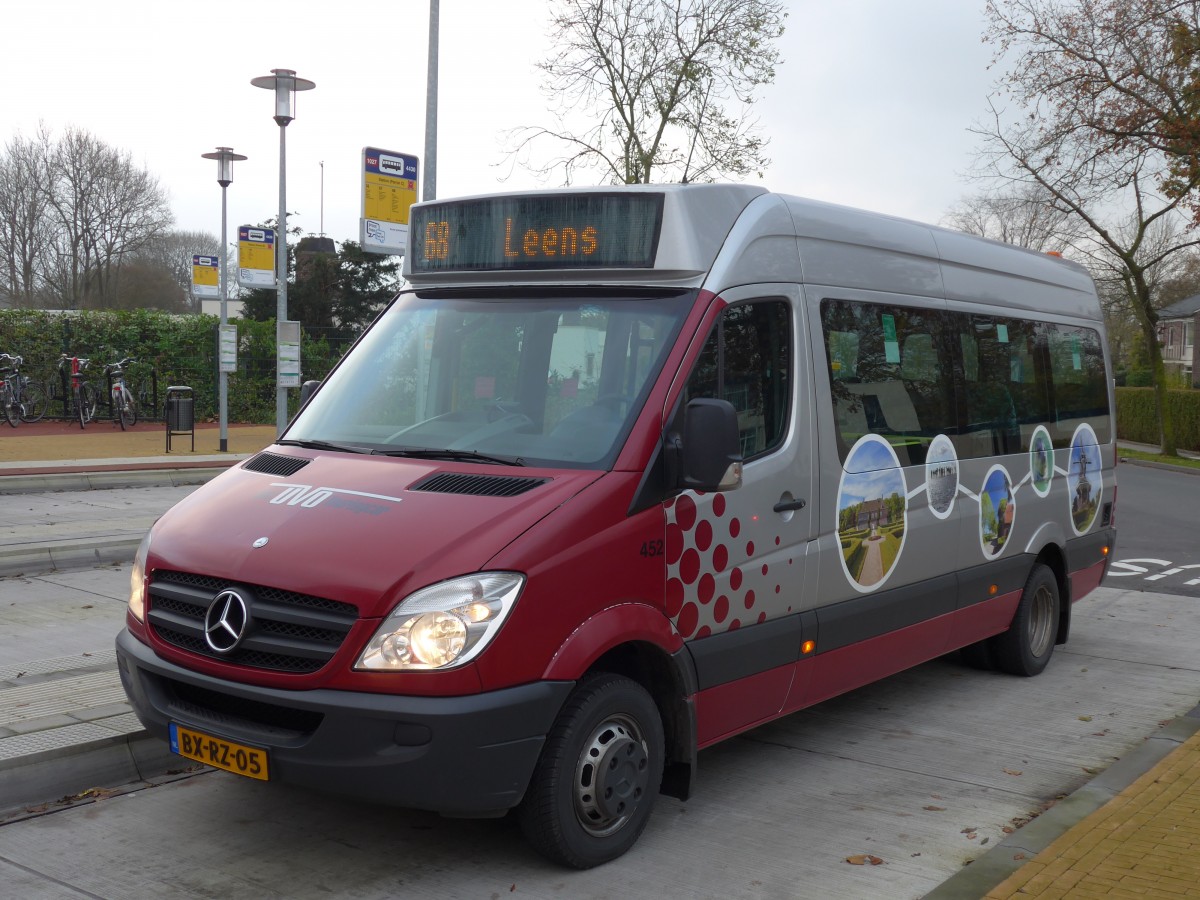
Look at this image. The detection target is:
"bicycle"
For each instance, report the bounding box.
[104,356,138,430]
[0,353,48,427]
[58,354,97,428]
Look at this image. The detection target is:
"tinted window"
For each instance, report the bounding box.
[822,299,1111,463]
[821,300,955,466]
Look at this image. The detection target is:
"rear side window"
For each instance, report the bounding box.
[821,298,1111,464]
[685,299,791,459]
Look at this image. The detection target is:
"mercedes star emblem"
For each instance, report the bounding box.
[204,589,249,654]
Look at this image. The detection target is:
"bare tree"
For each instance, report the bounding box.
[0,128,53,308]
[942,184,1080,252]
[131,228,223,310]
[508,0,786,185]
[42,126,173,309]
[978,0,1200,454]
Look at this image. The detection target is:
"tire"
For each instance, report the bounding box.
[77,383,97,428]
[122,389,138,428]
[19,382,47,423]
[2,387,17,427]
[518,673,664,869]
[992,563,1060,677]
[115,392,128,430]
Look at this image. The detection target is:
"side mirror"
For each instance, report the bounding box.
[675,398,743,492]
[298,379,321,407]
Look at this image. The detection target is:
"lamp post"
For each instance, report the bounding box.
[424,0,439,201]
[251,67,316,434]
[200,146,246,453]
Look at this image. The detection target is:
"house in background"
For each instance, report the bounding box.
[1157,294,1200,388]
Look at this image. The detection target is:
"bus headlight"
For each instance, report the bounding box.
[355,573,524,671]
[128,531,152,622]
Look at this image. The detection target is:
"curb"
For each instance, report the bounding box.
[1118,456,1200,476]
[0,535,142,579]
[924,706,1200,899]
[0,466,232,495]
[0,729,182,816]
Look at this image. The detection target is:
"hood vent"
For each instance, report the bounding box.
[411,472,549,497]
[243,452,311,477]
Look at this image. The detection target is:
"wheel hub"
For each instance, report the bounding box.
[575,718,650,835]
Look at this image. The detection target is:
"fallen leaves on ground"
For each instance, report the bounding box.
[845,854,885,866]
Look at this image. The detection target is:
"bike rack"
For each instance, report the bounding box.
[165,385,194,452]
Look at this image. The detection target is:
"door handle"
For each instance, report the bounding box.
[773,498,807,513]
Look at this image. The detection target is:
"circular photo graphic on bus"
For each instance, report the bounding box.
[837,435,908,592]
[1068,423,1102,535]
[925,434,958,520]
[1029,425,1054,498]
[979,465,1016,559]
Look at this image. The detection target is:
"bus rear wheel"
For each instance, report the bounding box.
[518,673,664,868]
[992,563,1059,677]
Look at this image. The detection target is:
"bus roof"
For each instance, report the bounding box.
[402,184,1099,319]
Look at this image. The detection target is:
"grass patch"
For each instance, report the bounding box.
[1119,448,1200,471]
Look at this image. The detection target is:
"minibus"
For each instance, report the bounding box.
[117,184,1116,867]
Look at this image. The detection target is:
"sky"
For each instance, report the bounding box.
[0,0,998,251]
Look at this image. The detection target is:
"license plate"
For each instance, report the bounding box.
[169,723,269,781]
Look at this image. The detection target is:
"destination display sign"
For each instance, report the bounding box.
[408,193,664,274]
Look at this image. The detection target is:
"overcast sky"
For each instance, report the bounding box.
[1,0,996,250]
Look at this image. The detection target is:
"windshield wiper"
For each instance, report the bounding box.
[373,447,526,467]
[277,438,372,454]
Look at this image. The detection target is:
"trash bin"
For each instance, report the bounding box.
[165,385,194,452]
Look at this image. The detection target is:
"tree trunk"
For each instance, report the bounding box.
[1142,315,1178,456]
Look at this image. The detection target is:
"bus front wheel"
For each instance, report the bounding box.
[518,673,664,868]
[993,563,1060,677]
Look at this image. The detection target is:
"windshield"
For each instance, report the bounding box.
[287,289,694,468]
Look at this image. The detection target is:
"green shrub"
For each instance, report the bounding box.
[844,538,865,578]
[1125,369,1153,387]
[1115,387,1200,450]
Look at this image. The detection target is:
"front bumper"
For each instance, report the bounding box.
[116,629,573,816]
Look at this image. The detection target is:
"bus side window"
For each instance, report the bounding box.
[821,300,949,467]
[962,319,1021,456]
[1046,324,1111,446]
[684,300,791,460]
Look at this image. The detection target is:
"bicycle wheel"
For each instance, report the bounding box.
[122,387,138,427]
[1,386,17,428]
[115,389,136,430]
[77,383,97,427]
[19,382,48,423]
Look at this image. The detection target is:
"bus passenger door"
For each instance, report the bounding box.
[668,286,817,747]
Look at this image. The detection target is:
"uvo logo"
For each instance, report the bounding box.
[269,482,403,509]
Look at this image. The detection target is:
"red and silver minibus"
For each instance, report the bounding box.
[117,184,1116,867]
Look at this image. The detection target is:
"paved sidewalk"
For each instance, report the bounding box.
[986,728,1200,897]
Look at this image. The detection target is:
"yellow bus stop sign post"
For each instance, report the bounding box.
[237,226,276,289]
[191,255,220,300]
[360,147,418,256]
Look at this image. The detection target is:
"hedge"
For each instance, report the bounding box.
[1115,387,1200,451]
[0,309,351,424]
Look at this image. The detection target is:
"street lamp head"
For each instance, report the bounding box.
[251,68,316,126]
[201,146,247,188]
